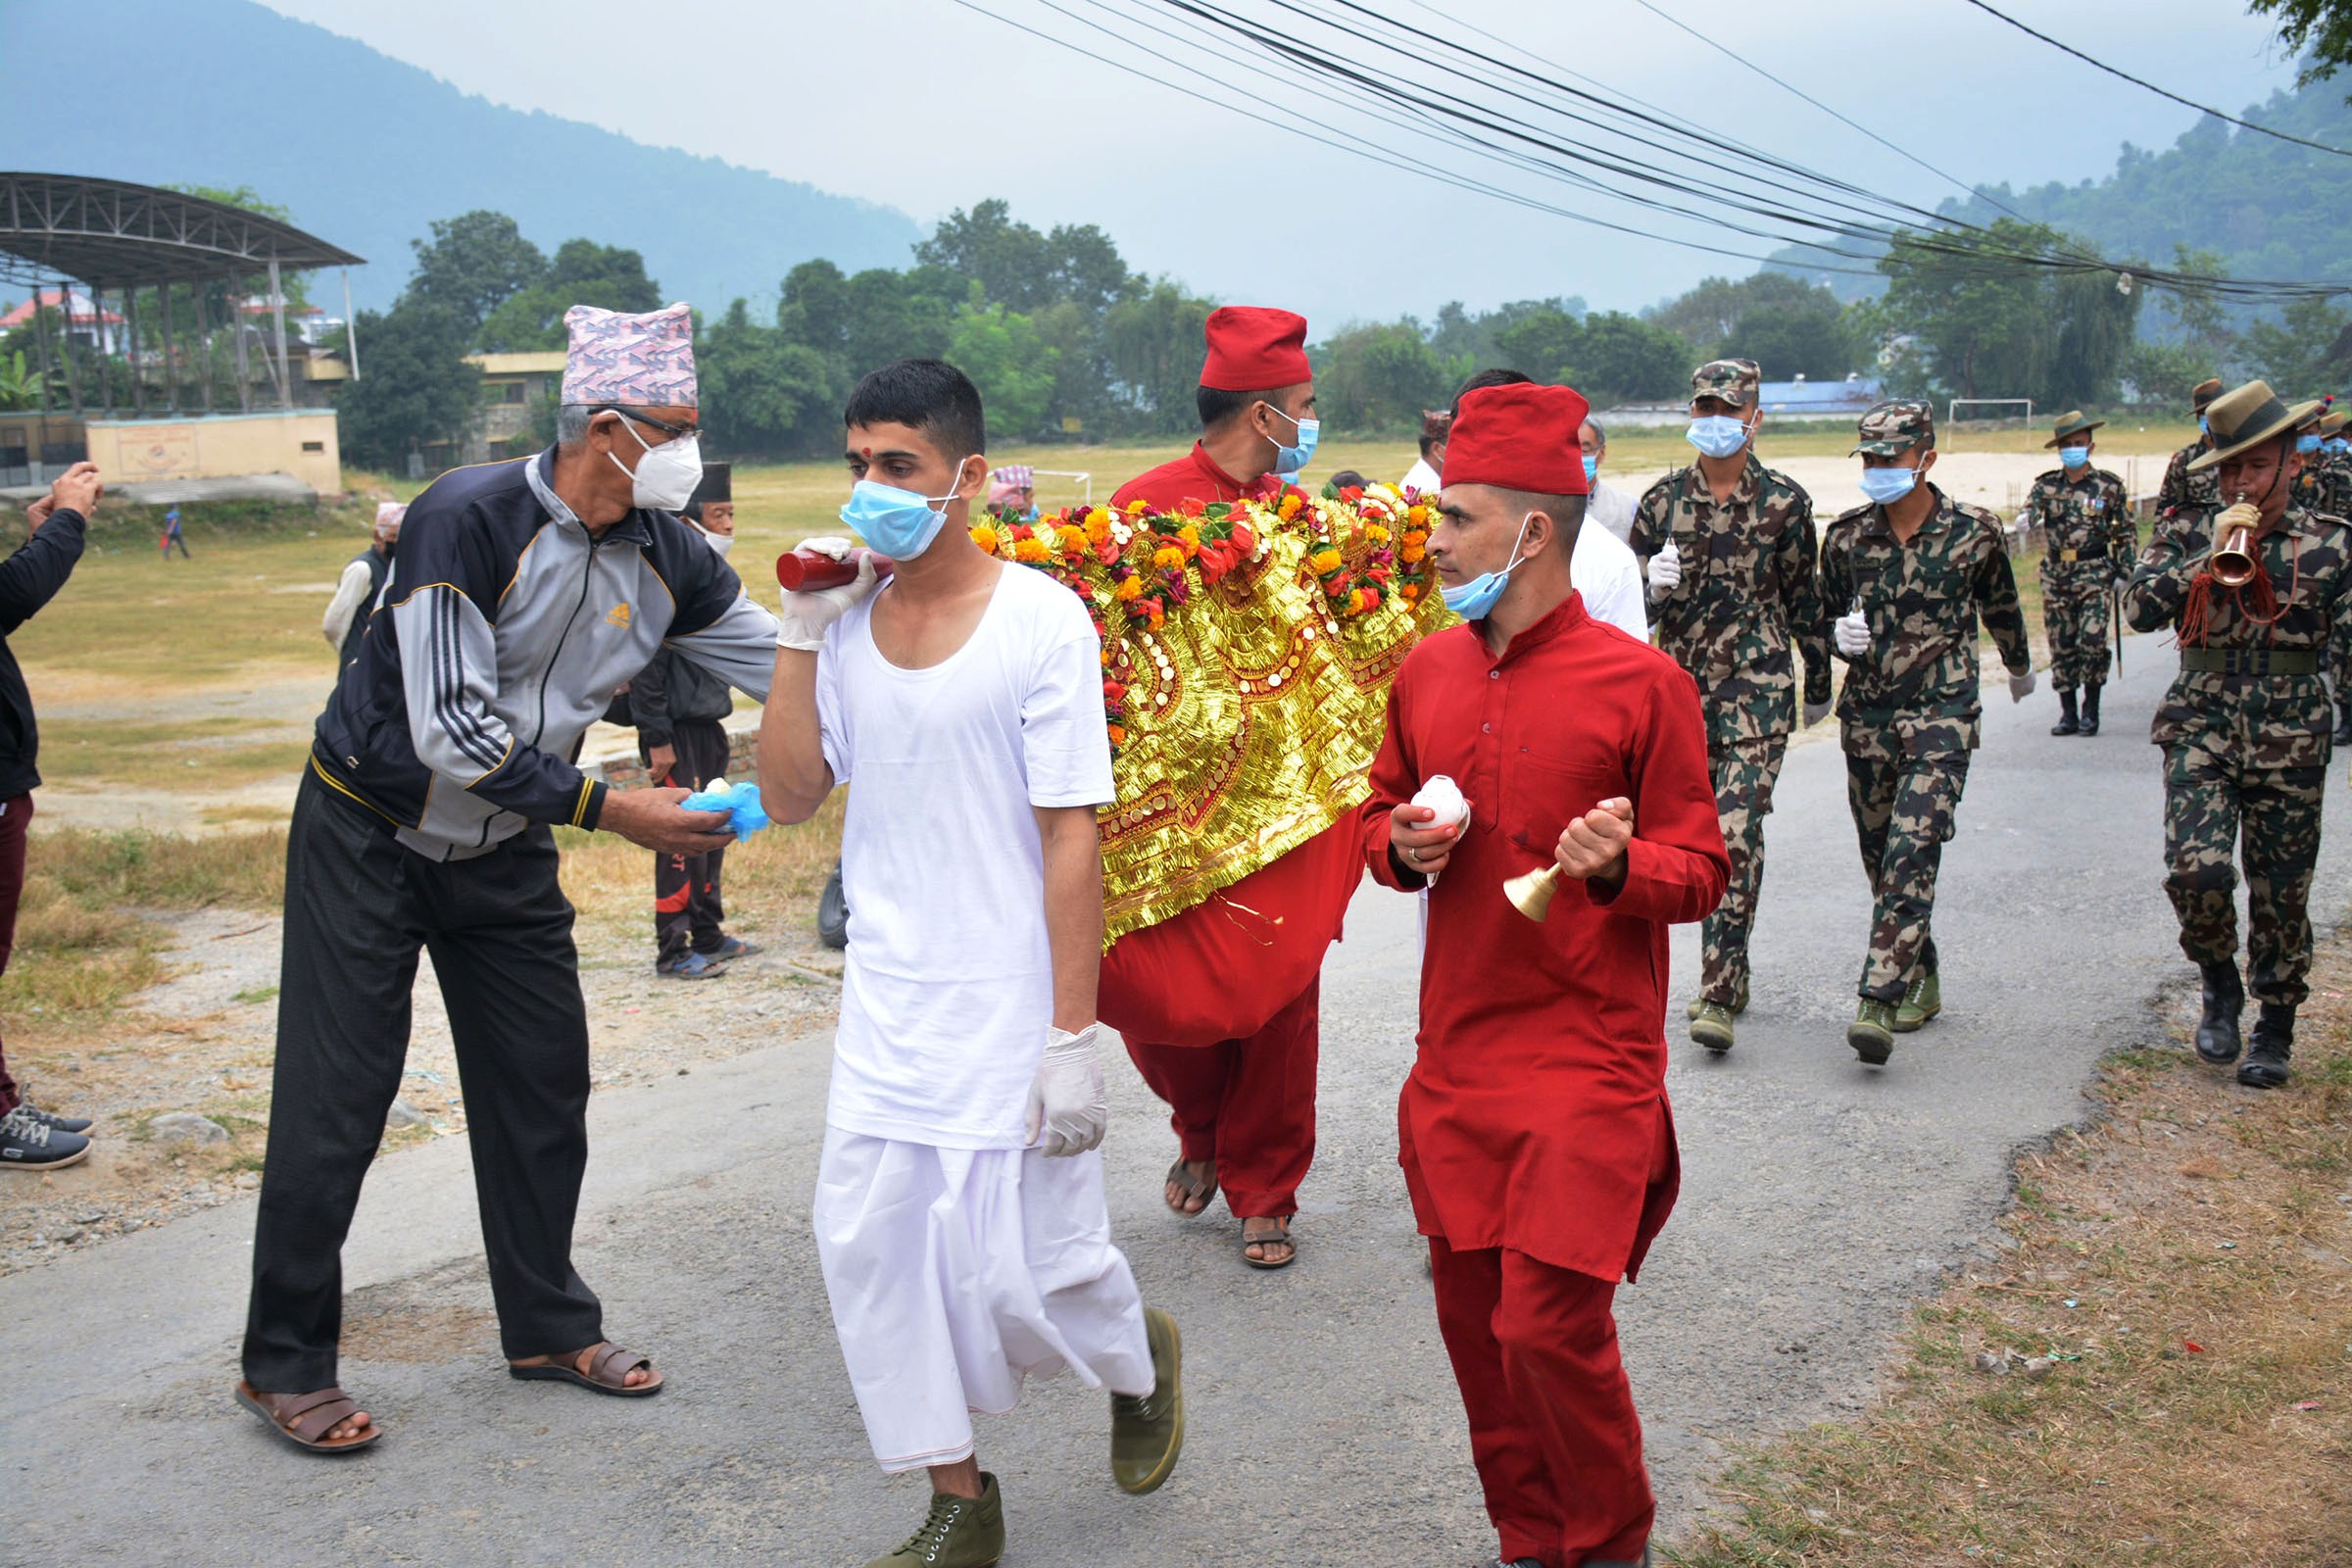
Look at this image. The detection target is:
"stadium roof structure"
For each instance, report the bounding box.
[0,172,362,289]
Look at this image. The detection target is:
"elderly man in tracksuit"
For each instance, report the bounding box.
[236,305,783,1455]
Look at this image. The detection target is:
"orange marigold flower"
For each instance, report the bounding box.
[1347,588,1368,614]
[1106,724,1127,746]
[1401,543,1426,564]
[1126,498,1151,516]
[1310,547,1343,574]
[970,523,1000,554]
[1055,524,1090,556]
[1176,523,1200,553]
[1014,538,1050,563]
[1406,505,1428,525]
[1152,545,1186,570]
[1114,576,1144,602]
[1084,511,1112,545]
[1278,493,1303,520]
[1363,523,1391,544]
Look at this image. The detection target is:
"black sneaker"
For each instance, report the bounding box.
[15,1101,93,1136]
[1,1105,91,1169]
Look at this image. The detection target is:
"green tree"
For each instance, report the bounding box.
[407,212,547,332]
[1102,280,1214,434]
[2249,0,2352,91]
[1652,272,1863,379]
[334,301,481,470]
[475,239,661,352]
[1313,320,1464,433]
[949,298,1060,440]
[1563,312,1693,404]
[917,200,1055,312]
[2242,294,2352,395]
[697,298,840,459]
[2046,266,2143,409]
[1492,306,1582,383]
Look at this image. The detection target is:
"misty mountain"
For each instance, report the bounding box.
[0,0,921,314]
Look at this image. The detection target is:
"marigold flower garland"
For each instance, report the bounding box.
[967,479,1440,754]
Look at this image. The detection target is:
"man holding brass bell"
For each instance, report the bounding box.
[1820,400,2034,1065]
[2124,379,2352,1090]
[2020,412,2133,738]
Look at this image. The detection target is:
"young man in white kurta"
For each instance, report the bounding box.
[758,359,1182,1567]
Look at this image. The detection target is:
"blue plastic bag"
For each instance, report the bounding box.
[680,778,769,839]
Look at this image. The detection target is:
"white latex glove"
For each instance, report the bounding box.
[1025,1024,1108,1156]
[2008,668,2037,704]
[777,536,881,652]
[1646,540,1683,600]
[1801,700,1833,728]
[1834,610,1872,658]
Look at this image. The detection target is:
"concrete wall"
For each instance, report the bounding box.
[83,409,342,494]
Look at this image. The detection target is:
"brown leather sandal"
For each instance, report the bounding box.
[508,1342,664,1397]
[235,1380,381,1453]
[1163,1158,1217,1216]
[1242,1216,1297,1270]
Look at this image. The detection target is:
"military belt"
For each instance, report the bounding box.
[2178,648,2320,676]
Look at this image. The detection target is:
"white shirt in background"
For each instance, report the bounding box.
[1401,456,1443,497]
[1586,476,1637,545]
[815,564,1115,1150]
[320,556,377,649]
[1572,519,1650,641]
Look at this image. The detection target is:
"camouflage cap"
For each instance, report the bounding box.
[1851,398,1935,457]
[1690,358,1760,410]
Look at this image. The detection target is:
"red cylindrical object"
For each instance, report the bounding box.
[776,547,895,591]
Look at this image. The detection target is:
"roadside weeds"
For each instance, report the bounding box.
[1669,941,2352,1567]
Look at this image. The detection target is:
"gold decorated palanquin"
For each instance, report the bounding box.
[969,481,1452,945]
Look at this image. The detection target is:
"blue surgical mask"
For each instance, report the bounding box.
[838,458,974,560]
[2058,445,2089,469]
[1440,513,1533,620]
[1687,415,1751,461]
[2199,416,2210,437]
[1262,403,1319,473]
[1858,465,1920,506]
[2328,437,2351,457]
[2298,433,2324,455]
[1582,454,1600,485]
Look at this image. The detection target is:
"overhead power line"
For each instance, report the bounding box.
[1959,0,2352,159]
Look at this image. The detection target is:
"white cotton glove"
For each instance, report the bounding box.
[1834,610,1872,658]
[776,536,882,653]
[1646,540,1683,600]
[1802,700,1833,728]
[1025,1024,1108,1156]
[2008,668,2038,704]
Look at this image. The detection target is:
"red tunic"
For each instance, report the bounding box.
[1097,441,1359,1047]
[1361,592,1728,1282]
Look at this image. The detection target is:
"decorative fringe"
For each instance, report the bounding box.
[2177,540,2295,649]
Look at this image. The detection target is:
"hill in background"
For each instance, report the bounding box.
[1767,75,2352,318]
[0,0,921,313]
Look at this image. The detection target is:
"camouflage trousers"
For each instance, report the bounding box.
[2040,569,2113,691]
[1844,735,1971,1004]
[2162,737,2326,1007]
[1699,730,1789,1004]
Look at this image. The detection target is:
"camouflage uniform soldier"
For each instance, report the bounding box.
[1820,401,2034,1065]
[2019,411,2133,738]
[2291,409,2352,521]
[1630,358,1833,1054]
[2124,379,2352,1091]
[2317,409,2352,749]
[2156,377,2226,518]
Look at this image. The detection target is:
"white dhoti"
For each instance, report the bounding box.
[813,1126,1154,1472]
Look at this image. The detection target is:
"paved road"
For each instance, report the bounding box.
[9,638,2349,1567]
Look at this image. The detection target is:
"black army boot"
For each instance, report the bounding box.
[2080,684,2102,737]
[2050,688,2080,736]
[2194,962,2245,1065]
[2238,1004,2294,1089]
[2335,697,2352,749]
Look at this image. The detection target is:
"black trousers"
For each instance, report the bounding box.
[243,768,603,1391]
[641,718,731,963]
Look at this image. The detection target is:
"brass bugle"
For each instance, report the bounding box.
[2212,494,2262,587]
[2212,524,2258,588]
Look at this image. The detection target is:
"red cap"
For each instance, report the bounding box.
[1442,382,1591,496]
[1200,306,1311,392]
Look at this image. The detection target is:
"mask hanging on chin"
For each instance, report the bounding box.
[1440,513,1534,619]
[608,418,704,512]
[690,521,735,561]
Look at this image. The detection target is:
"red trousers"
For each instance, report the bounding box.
[1428,1239,1655,1568]
[1123,977,1318,1218]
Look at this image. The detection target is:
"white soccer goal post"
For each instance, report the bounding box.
[1946,398,2034,425]
[1030,468,1093,506]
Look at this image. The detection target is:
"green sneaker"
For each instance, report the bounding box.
[1690,1000,1737,1054]
[863,1472,1004,1568]
[1849,1000,1897,1065]
[1110,1306,1185,1494]
[1893,971,1940,1033]
[1686,979,1749,1021]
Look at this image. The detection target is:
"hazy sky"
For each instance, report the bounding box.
[261,0,2304,327]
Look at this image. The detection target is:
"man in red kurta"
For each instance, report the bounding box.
[1364,380,1729,1568]
[1108,304,1343,1269]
